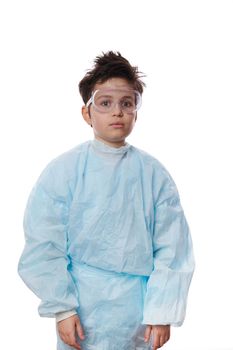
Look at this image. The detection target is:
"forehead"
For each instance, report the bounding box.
[94,77,134,91]
[95,89,135,99]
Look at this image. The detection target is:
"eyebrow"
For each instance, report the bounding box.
[96,94,134,99]
[96,95,113,99]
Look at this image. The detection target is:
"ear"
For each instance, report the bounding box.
[82,106,92,127]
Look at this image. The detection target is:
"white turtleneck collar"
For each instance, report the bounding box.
[90,138,131,155]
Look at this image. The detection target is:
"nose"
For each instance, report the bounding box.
[112,101,123,116]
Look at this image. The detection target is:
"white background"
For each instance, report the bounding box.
[0,1,233,349]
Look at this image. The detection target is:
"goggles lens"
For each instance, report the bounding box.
[86,89,141,113]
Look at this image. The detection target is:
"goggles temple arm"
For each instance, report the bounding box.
[86,96,92,108]
[85,90,99,108]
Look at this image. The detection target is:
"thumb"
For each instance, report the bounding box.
[75,318,85,340]
[144,325,152,343]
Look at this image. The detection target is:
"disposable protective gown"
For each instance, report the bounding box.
[18,138,195,350]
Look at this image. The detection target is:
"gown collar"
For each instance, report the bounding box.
[91,138,131,155]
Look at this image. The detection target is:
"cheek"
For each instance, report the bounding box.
[127,117,136,128]
[92,114,108,128]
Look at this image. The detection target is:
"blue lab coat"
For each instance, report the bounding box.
[18,138,195,350]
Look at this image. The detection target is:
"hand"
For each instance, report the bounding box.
[144,324,170,349]
[57,314,85,350]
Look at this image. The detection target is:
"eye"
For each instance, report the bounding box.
[99,99,112,108]
[101,100,110,106]
[121,99,134,108]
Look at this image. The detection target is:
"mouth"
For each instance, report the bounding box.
[110,124,124,129]
[109,122,124,127]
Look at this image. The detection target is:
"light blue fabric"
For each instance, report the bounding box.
[18,138,195,349]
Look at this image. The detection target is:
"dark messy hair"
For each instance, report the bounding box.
[79,51,146,104]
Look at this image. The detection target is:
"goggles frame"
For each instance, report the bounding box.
[86,88,142,114]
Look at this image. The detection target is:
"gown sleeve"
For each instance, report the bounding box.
[18,160,79,318]
[142,164,195,326]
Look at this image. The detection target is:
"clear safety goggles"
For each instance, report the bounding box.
[86,88,142,114]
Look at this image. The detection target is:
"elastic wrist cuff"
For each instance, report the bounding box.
[55,310,77,323]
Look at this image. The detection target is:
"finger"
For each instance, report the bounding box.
[63,330,81,350]
[163,327,170,344]
[76,319,85,340]
[59,332,70,346]
[164,332,170,343]
[67,340,81,350]
[65,336,81,350]
[152,332,161,350]
[159,335,165,347]
[144,325,152,343]
[167,327,171,340]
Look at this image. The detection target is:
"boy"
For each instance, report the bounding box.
[18,51,195,350]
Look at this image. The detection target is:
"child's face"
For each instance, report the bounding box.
[82,78,138,147]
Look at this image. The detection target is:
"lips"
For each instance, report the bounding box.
[109,122,124,126]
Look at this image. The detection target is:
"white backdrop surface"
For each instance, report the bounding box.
[0,1,232,349]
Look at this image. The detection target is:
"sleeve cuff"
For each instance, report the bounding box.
[55,309,78,323]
